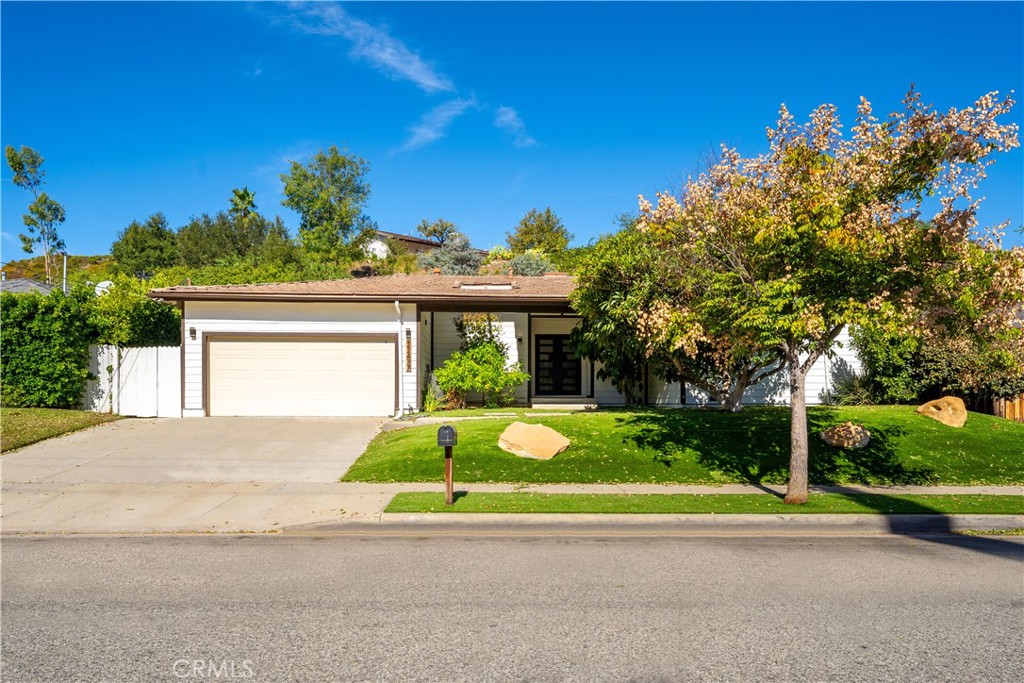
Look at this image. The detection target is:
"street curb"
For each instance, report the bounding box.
[294,513,1024,534]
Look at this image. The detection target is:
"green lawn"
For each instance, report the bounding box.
[386,492,1024,515]
[1,408,121,453]
[344,406,1024,485]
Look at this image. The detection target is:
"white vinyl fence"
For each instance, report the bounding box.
[82,345,181,418]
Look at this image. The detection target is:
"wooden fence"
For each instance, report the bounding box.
[993,394,1024,423]
[82,345,181,418]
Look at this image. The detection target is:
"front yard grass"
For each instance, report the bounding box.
[1,408,121,453]
[386,492,1024,515]
[344,406,1024,485]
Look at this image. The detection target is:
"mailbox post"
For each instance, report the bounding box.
[437,425,457,506]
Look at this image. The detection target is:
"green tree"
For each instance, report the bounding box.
[175,212,274,268]
[280,146,375,261]
[5,145,66,283]
[571,228,783,408]
[506,207,572,255]
[111,213,178,277]
[416,218,459,246]
[228,187,257,220]
[636,88,1021,503]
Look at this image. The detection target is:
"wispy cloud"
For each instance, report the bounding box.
[290,3,455,94]
[494,106,537,148]
[398,98,477,152]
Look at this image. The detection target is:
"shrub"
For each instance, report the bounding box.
[434,342,530,408]
[850,326,920,403]
[485,245,513,263]
[0,289,96,408]
[453,312,507,354]
[508,250,555,276]
[415,235,483,275]
[852,324,1024,409]
[90,274,180,347]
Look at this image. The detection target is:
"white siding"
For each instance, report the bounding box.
[648,372,683,406]
[431,312,530,405]
[593,361,626,406]
[182,301,418,416]
[684,326,863,407]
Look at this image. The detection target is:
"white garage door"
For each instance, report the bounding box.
[207,336,396,416]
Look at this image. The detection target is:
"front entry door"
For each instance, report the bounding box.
[535,335,581,396]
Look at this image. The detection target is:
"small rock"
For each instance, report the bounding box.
[916,396,967,428]
[498,422,570,460]
[821,422,871,449]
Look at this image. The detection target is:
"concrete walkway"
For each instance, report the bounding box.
[3,478,1020,533]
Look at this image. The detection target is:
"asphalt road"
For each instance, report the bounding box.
[2,531,1022,682]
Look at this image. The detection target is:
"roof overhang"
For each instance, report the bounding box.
[149,291,573,313]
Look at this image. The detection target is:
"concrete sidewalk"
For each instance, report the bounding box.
[2,479,1020,534]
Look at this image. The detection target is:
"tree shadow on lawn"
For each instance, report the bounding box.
[618,408,1021,559]
[616,407,936,486]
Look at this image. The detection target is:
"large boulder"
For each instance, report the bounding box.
[821,422,871,449]
[498,422,570,460]
[916,396,967,428]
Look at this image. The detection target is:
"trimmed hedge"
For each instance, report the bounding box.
[1,289,96,408]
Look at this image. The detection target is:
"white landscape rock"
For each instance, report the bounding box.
[498,422,571,460]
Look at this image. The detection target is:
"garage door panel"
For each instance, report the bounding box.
[208,338,395,416]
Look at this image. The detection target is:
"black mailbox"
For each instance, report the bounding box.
[437,425,457,447]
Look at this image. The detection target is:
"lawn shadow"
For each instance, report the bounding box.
[617,407,936,486]
[827,485,1024,560]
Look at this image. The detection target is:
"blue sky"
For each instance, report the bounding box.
[2,1,1022,260]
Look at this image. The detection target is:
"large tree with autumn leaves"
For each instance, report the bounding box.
[624,89,1022,504]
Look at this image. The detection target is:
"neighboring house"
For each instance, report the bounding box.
[148,274,860,418]
[363,230,443,259]
[0,275,55,294]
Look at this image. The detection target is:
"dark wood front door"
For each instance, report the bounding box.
[535,335,581,396]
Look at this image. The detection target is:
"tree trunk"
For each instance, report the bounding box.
[718,386,745,413]
[784,361,809,504]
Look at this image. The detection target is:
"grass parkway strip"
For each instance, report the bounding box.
[385,493,1024,515]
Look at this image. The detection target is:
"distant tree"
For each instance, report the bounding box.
[508,250,554,276]
[416,218,459,246]
[228,187,258,220]
[280,146,375,260]
[175,212,273,268]
[256,218,301,267]
[416,233,483,275]
[111,213,178,277]
[506,207,572,255]
[5,145,66,283]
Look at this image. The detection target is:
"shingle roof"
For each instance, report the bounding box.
[149,273,576,304]
[0,277,55,294]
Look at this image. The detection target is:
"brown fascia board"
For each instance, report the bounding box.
[147,290,571,306]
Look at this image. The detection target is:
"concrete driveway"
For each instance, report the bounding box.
[1,417,385,533]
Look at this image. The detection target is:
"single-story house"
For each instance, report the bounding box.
[363,230,443,259]
[148,274,860,418]
[0,275,55,294]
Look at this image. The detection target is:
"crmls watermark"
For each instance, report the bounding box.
[172,659,255,679]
